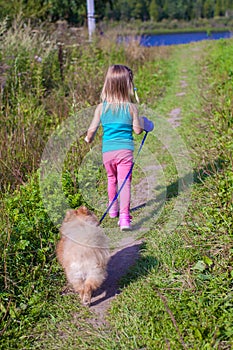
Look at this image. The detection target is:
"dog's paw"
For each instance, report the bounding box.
[82,293,91,307]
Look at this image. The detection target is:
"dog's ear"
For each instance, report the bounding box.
[64,209,75,221]
[76,206,89,216]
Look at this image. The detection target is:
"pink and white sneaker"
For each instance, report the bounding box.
[118,215,132,231]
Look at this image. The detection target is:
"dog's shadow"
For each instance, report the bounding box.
[90,241,158,307]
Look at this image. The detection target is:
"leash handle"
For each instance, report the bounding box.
[99,131,148,224]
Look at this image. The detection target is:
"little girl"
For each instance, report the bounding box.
[85,64,151,230]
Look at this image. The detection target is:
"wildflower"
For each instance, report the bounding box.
[34,55,42,63]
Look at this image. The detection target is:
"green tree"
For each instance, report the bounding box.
[214,0,224,16]
[0,0,230,24]
[224,0,233,16]
[0,0,113,24]
[184,0,193,20]
[131,0,149,20]
[115,0,133,20]
[164,0,178,19]
[176,0,188,19]
[192,0,203,18]
[149,0,159,21]
[0,0,49,22]
[203,0,214,18]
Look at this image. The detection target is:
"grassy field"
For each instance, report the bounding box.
[101,17,233,35]
[0,19,233,349]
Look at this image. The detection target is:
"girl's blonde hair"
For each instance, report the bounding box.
[100,65,134,104]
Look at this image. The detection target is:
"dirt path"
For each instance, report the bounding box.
[86,44,203,325]
[89,239,143,325]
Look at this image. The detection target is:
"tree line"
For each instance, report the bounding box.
[106,0,233,22]
[0,0,233,24]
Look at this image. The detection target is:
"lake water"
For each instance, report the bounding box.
[140,31,232,46]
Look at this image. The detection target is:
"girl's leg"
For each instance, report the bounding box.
[104,160,117,202]
[103,153,118,216]
[117,150,133,217]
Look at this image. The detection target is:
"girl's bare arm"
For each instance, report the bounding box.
[85,104,102,143]
[130,104,143,134]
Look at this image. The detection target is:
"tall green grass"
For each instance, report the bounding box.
[23,39,233,349]
[0,19,171,349]
[106,40,233,349]
[0,17,232,349]
[0,18,170,191]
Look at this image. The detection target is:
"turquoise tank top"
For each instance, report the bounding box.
[100,103,134,153]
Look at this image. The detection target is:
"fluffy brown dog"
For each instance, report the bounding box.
[56,206,110,306]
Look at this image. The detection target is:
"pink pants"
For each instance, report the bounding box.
[103,149,133,216]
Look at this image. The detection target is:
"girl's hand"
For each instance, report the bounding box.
[139,116,154,132]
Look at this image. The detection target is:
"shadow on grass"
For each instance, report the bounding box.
[168,157,225,199]
[90,158,224,307]
[131,157,225,228]
[90,241,158,307]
